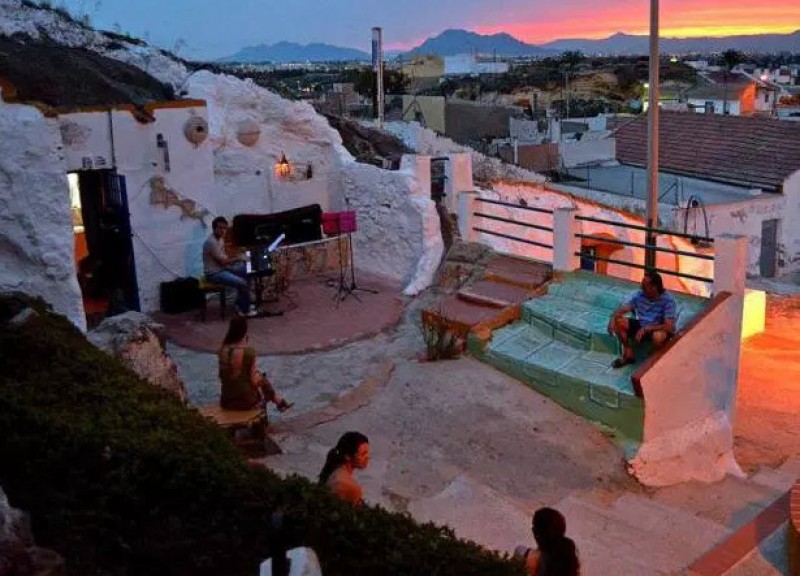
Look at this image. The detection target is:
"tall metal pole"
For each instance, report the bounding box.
[371,27,384,128]
[645,0,660,268]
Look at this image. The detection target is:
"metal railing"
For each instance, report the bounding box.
[472,197,554,250]
[575,214,714,283]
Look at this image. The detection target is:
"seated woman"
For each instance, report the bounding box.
[514,507,580,576]
[317,432,370,505]
[218,317,292,412]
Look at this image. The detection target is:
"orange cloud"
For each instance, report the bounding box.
[474,2,800,43]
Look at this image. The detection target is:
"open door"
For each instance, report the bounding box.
[72,170,139,326]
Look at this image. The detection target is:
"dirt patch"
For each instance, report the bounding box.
[321,113,411,168]
[0,34,175,112]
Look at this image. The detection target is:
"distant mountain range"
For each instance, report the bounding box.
[405,29,552,57]
[220,28,800,63]
[541,30,800,55]
[220,42,369,63]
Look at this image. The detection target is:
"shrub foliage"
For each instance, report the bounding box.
[0,296,523,576]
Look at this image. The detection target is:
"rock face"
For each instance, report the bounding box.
[0,486,66,576]
[0,98,85,332]
[88,312,187,402]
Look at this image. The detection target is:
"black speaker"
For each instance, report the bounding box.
[160,277,203,314]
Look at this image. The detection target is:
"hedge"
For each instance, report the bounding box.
[0,295,524,576]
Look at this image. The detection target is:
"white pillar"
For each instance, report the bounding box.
[457,191,480,243]
[553,207,581,272]
[713,234,748,296]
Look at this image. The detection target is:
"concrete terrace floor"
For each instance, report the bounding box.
[170,287,800,575]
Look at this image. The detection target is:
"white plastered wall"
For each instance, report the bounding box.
[0,97,85,330]
[340,155,443,295]
[59,105,217,313]
[629,291,744,486]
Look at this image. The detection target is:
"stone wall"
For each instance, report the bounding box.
[384,121,546,188]
[341,155,443,295]
[629,292,744,485]
[0,97,85,330]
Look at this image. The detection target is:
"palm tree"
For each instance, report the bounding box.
[721,49,744,115]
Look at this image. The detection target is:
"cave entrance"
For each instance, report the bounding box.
[70,170,139,327]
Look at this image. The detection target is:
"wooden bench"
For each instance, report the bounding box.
[199,404,267,442]
[200,404,282,456]
[198,277,227,321]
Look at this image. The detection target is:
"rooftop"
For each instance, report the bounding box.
[684,82,751,101]
[616,111,800,191]
[558,162,761,206]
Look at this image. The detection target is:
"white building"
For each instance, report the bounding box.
[613,111,800,278]
[444,53,509,76]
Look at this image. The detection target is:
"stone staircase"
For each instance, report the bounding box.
[422,252,552,348]
[472,271,708,450]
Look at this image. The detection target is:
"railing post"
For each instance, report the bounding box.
[457,190,480,243]
[553,207,581,272]
[713,234,748,296]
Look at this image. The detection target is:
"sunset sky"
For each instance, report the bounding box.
[60,0,800,59]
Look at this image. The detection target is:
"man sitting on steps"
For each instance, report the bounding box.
[607,270,677,369]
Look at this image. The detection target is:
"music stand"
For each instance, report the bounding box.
[322,210,378,304]
[247,234,286,318]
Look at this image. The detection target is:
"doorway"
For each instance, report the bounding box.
[759,218,779,278]
[70,170,139,326]
[580,246,597,272]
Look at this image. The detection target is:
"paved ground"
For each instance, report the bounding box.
[157,272,405,355]
[735,295,800,472]
[170,285,800,575]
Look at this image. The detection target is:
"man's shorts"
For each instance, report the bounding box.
[627,318,673,343]
[627,318,653,342]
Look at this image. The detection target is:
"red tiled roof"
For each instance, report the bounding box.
[615,111,800,190]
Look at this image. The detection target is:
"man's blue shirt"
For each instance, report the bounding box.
[625,291,677,327]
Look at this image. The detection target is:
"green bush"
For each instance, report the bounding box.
[0,296,524,576]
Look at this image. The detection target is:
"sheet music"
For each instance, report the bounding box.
[268,233,286,253]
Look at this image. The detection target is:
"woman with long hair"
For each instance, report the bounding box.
[218,316,292,412]
[515,507,580,576]
[318,431,370,505]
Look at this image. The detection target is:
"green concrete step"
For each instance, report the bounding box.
[521,272,709,354]
[480,323,643,446]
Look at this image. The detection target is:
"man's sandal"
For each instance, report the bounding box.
[611,356,636,369]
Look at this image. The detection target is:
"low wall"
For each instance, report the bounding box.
[628,292,744,486]
[468,182,713,296]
